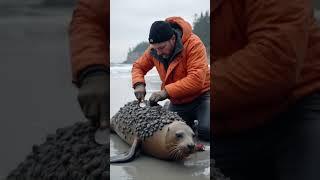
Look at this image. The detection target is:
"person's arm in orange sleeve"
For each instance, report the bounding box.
[212,0,310,113]
[131,49,155,88]
[165,40,208,99]
[69,0,109,128]
[69,0,108,86]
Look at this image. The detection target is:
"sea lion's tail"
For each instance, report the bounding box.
[110,138,141,163]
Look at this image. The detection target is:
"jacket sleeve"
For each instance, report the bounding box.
[165,38,208,98]
[212,0,311,113]
[69,0,108,85]
[131,49,155,88]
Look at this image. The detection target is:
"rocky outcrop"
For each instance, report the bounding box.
[7,122,108,179]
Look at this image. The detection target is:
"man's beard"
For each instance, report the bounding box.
[161,54,169,59]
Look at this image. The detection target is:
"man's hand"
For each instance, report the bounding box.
[149,89,168,105]
[134,84,146,102]
[78,73,109,128]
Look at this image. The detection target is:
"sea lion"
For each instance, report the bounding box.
[110,101,196,163]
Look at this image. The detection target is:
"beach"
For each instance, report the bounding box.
[110,64,210,180]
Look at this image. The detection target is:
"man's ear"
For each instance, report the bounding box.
[171,34,175,41]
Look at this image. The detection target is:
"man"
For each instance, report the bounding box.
[132,17,210,141]
[212,0,320,179]
[69,0,109,128]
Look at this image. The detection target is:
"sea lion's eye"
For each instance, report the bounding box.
[192,134,196,138]
[176,133,183,138]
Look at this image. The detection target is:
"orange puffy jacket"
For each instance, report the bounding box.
[69,0,108,85]
[132,17,210,105]
[212,0,320,135]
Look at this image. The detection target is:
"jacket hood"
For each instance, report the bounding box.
[165,16,192,43]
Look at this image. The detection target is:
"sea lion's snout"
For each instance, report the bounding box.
[182,142,196,155]
[187,143,195,151]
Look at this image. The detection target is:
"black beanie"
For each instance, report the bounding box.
[148,21,174,44]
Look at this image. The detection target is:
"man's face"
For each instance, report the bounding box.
[150,35,175,59]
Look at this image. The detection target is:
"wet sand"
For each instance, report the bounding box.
[110,71,210,180]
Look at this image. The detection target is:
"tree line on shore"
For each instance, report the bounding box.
[123,11,210,64]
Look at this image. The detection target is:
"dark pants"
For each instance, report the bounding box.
[212,92,320,180]
[168,91,210,141]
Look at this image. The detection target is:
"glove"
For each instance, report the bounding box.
[149,89,168,105]
[78,73,109,128]
[134,84,146,102]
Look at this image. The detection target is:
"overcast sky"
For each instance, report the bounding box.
[110,0,210,63]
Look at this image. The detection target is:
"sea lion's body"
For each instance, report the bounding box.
[110,101,196,162]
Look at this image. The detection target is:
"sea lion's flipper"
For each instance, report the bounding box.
[110,138,141,163]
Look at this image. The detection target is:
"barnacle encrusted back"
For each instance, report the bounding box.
[111,101,184,140]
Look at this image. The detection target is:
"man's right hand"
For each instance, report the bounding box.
[134,84,146,102]
[78,73,108,128]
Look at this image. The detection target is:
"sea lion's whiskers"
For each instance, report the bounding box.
[168,145,178,152]
[176,149,184,160]
[169,146,185,160]
[169,147,178,159]
[172,150,179,160]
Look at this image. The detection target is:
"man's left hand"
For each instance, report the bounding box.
[149,89,168,104]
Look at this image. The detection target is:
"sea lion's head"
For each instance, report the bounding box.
[165,121,196,160]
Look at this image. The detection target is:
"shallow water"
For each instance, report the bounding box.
[110,134,210,180]
[110,65,210,180]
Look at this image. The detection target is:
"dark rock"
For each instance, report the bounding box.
[7,121,109,179]
[111,100,185,140]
